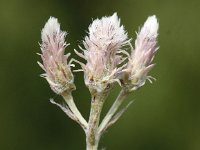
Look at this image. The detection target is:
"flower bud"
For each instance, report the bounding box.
[38,17,75,94]
[75,13,128,93]
[123,15,159,91]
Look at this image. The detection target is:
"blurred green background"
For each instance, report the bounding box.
[0,0,200,149]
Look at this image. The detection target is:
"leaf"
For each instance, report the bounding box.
[50,98,76,120]
[105,100,134,130]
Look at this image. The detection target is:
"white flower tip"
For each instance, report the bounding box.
[41,17,62,42]
[87,12,127,50]
[110,12,121,26]
[113,12,117,16]
[146,15,159,29]
[111,12,118,20]
[141,15,159,37]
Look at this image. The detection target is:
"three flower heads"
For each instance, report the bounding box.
[38,13,159,95]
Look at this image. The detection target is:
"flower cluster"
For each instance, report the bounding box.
[38,17,75,94]
[38,14,159,94]
[74,13,159,93]
[38,13,159,150]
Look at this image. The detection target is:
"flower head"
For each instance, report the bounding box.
[38,17,75,94]
[75,13,128,93]
[122,15,159,91]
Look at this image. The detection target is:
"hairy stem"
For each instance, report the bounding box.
[62,92,88,131]
[86,92,108,150]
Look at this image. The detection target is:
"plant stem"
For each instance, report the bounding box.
[98,89,129,135]
[86,92,108,150]
[62,92,88,131]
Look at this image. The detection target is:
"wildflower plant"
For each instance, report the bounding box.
[38,13,159,150]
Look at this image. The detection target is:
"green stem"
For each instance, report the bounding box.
[98,89,129,135]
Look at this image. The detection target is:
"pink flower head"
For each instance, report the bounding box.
[75,13,128,93]
[123,15,159,91]
[38,17,75,94]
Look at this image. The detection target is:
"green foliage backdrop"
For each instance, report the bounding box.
[0,0,200,149]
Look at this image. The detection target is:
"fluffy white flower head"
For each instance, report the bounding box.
[39,17,75,94]
[75,13,128,93]
[123,15,159,91]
